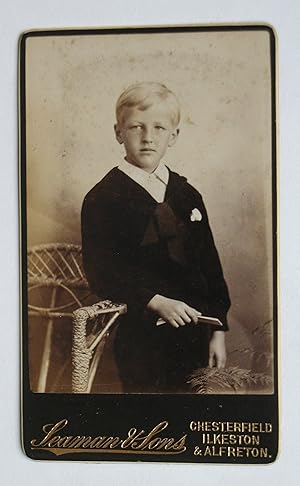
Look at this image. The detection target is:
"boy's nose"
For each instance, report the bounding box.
[142,127,154,143]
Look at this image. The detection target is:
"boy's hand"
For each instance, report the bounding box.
[147,294,199,329]
[208,330,226,368]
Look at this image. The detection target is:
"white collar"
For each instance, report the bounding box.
[118,159,169,184]
[118,160,169,202]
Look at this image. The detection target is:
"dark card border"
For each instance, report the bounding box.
[20,24,278,464]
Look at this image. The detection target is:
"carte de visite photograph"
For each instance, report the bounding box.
[22,26,277,396]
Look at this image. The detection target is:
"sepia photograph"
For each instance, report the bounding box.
[23,26,276,397]
[0,0,295,479]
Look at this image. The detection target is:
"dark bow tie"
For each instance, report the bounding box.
[141,202,187,267]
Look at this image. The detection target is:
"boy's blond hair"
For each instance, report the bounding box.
[116,82,180,127]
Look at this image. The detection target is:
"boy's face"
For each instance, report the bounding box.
[114,103,179,173]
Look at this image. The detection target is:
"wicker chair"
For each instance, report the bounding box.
[27,243,126,393]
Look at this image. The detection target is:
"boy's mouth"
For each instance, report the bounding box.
[140,148,156,152]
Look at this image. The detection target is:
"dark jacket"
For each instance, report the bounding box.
[81,167,230,390]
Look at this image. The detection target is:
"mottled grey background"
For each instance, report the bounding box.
[26,30,273,385]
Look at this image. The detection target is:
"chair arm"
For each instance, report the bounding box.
[72,300,127,393]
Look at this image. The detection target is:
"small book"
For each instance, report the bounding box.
[156,313,223,328]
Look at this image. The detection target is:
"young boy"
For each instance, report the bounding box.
[81,82,230,393]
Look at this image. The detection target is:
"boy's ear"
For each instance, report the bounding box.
[168,128,180,147]
[114,124,124,144]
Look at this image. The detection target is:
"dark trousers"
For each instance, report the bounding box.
[114,315,211,393]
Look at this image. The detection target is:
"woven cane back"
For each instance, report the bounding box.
[27,243,126,393]
[28,243,88,316]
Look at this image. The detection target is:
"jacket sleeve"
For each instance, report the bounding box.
[81,191,158,315]
[194,191,231,330]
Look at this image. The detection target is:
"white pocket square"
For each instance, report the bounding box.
[190,208,202,222]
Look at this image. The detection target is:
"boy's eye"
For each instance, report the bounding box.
[155,125,165,131]
[130,125,143,130]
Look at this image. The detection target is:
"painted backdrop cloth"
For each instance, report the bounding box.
[81,167,230,392]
